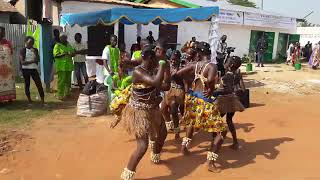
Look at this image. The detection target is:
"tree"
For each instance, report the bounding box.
[228,0,256,7]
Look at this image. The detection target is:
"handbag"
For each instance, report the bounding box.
[235,89,250,108]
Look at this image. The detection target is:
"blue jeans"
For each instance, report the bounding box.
[257,52,264,66]
[74,62,89,86]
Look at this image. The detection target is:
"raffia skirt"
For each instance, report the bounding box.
[164,87,185,105]
[184,91,226,133]
[121,99,162,138]
[216,94,245,114]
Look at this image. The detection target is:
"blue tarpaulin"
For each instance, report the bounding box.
[60,7,219,26]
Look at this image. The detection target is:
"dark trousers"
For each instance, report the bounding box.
[216,57,226,76]
[22,69,44,99]
[74,62,89,87]
[257,52,264,66]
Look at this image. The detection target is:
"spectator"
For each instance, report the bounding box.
[20,36,45,105]
[72,33,89,89]
[147,31,156,44]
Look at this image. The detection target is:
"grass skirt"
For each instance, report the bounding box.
[184,90,226,133]
[216,94,245,114]
[164,86,185,105]
[121,99,162,138]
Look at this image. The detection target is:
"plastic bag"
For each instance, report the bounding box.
[77,91,107,117]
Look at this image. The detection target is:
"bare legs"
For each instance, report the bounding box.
[161,100,181,140]
[226,113,239,150]
[126,135,149,172]
[207,131,227,173]
[169,101,181,140]
[122,119,167,180]
[181,126,194,155]
[219,113,239,150]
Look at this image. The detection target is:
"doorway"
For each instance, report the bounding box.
[159,24,178,49]
[249,30,275,63]
[87,25,114,56]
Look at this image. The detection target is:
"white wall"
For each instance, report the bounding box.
[61,1,297,59]
[65,25,88,44]
[297,27,320,46]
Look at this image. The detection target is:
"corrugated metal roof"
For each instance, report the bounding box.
[0,0,17,12]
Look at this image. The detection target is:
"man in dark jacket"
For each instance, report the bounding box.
[256,36,268,67]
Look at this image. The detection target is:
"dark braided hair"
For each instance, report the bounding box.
[141,45,156,60]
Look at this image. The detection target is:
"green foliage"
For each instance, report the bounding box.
[242,52,255,64]
[228,0,256,7]
[0,82,74,129]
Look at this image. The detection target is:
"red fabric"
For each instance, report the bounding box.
[0,39,13,54]
[0,94,16,101]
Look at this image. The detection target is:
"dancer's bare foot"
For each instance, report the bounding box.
[207,161,221,173]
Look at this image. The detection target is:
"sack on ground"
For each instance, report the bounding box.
[77,92,107,117]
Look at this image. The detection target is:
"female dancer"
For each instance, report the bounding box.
[175,42,227,173]
[214,56,245,150]
[117,46,168,180]
[161,50,185,140]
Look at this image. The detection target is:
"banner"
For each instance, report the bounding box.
[219,9,243,25]
[244,12,296,30]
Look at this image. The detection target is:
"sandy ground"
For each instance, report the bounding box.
[0,64,320,180]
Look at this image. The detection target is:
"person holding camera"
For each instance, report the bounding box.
[217,35,228,76]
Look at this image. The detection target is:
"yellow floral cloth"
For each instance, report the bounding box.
[110,85,132,118]
[184,92,226,133]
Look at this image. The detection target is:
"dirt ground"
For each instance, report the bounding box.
[1,64,320,180]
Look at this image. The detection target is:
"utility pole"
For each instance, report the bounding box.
[261,0,264,10]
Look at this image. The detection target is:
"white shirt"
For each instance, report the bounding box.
[22,48,38,70]
[96,46,110,84]
[72,42,87,63]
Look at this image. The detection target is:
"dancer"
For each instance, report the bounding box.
[175,42,227,173]
[292,42,301,65]
[113,46,168,180]
[161,50,184,140]
[214,56,245,150]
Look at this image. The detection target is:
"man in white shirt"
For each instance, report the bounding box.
[72,33,88,89]
[96,35,119,84]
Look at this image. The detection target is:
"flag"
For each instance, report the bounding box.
[26,20,33,37]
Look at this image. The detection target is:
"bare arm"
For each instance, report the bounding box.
[160,64,171,91]
[175,63,195,80]
[122,58,142,69]
[134,63,166,88]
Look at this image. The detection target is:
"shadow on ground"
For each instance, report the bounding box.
[147,136,294,180]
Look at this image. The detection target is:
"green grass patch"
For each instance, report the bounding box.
[0,81,76,129]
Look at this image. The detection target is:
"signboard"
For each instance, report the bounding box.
[244,12,296,30]
[219,9,243,25]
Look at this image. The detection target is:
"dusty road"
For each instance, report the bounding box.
[1,64,320,180]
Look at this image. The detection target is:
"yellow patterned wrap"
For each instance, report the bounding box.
[110,85,132,117]
[184,92,226,133]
